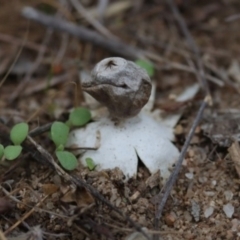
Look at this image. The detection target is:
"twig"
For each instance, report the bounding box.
[86,1,132,19]
[0,185,70,219]
[4,195,48,235]
[69,0,116,40]
[147,52,224,87]
[0,23,29,89]
[0,230,7,240]
[53,33,69,64]
[28,123,53,137]
[166,0,210,96]
[154,0,212,228]
[9,28,53,102]
[26,136,151,240]
[22,72,76,96]
[21,7,143,59]
[225,13,240,22]
[0,32,46,52]
[102,221,180,235]
[155,96,209,222]
[21,7,224,87]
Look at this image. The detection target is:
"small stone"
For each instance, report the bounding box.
[145,170,160,188]
[224,190,233,201]
[164,212,177,227]
[211,180,217,187]
[204,206,214,218]
[130,191,140,202]
[185,172,194,179]
[191,200,200,222]
[204,191,215,197]
[188,149,195,158]
[174,124,183,135]
[198,176,208,183]
[223,203,234,218]
[231,218,240,232]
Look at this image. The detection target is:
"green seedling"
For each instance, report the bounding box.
[1,108,91,171]
[10,122,29,145]
[56,144,65,151]
[50,107,91,171]
[56,151,78,171]
[69,107,91,127]
[51,122,69,148]
[85,157,96,171]
[4,145,22,160]
[0,144,4,159]
[2,122,29,161]
[135,59,155,77]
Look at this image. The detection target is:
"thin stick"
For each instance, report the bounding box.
[21,7,224,87]
[0,32,45,52]
[0,230,7,240]
[21,7,143,60]
[28,123,53,137]
[154,0,212,229]
[26,136,151,240]
[9,28,53,101]
[22,72,75,96]
[69,0,116,40]
[166,0,210,96]
[0,22,29,89]
[4,195,48,235]
[155,96,209,221]
[0,185,68,219]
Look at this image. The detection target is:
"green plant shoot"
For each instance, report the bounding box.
[4,145,22,160]
[85,157,96,171]
[10,122,29,145]
[0,144,4,159]
[56,151,78,170]
[51,122,69,148]
[69,107,91,127]
[135,59,155,77]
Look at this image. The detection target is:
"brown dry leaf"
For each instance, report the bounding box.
[228,141,240,177]
[145,170,160,189]
[61,188,77,203]
[41,183,59,195]
[61,187,94,207]
[7,225,43,240]
[0,197,13,214]
[164,211,177,227]
[75,187,94,207]
[0,46,17,75]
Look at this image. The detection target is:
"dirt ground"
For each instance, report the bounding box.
[1,0,240,239]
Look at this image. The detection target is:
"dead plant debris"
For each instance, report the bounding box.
[1,0,240,239]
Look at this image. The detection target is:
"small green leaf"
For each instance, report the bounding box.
[56,151,78,170]
[10,123,29,145]
[85,157,96,171]
[4,145,22,160]
[0,144,4,159]
[51,122,69,148]
[69,107,91,127]
[65,119,72,128]
[56,144,65,151]
[135,59,155,77]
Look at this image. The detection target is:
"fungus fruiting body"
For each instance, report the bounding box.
[67,57,179,180]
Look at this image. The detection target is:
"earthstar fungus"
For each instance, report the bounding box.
[67,57,179,180]
[81,57,152,119]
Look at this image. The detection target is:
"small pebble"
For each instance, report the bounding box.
[185,172,194,179]
[223,203,234,218]
[224,190,233,201]
[191,200,200,222]
[204,206,214,218]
